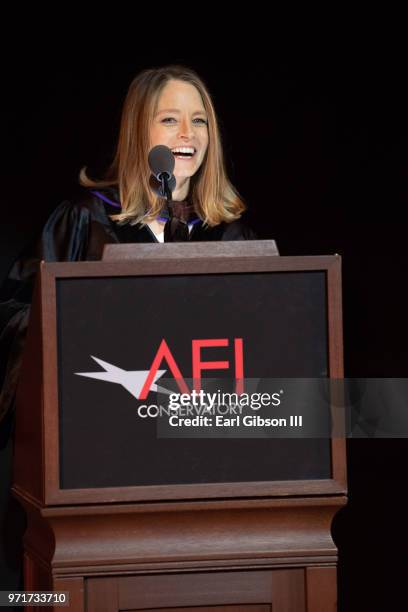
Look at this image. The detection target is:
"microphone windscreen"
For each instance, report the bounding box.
[148,145,175,179]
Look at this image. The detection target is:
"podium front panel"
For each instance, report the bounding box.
[56,271,330,490]
[40,254,344,503]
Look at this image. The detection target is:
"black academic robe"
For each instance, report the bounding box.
[0,187,256,422]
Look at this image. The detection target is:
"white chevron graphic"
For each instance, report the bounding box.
[75,356,172,399]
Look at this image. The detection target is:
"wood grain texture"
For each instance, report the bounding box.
[306,566,337,612]
[41,479,346,507]
[43,254,339,278]
[13,274,44,505]
[102,240,279,261]
[86,570,306,611]
[271,569,305,611]
[117,571,274,607]
[87,576,118,612]
[18,498,345,576]
[53,576,85,612]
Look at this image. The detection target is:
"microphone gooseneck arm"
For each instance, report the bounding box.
[159,172,173,202]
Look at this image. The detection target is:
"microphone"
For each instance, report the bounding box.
[148,145,175,180]
[148,145,176,200]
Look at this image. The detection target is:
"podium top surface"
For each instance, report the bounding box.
[102,240,279,260]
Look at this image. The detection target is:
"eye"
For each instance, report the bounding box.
[161,117,208,125]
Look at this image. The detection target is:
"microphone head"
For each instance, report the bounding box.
[148,145,175,180]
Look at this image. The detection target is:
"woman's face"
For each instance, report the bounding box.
[150,79,209,188]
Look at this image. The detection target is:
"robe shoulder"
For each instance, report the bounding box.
[195,217,257,241]
[40,188,119,261]
[0,188,117,302]
[220,218,257,240]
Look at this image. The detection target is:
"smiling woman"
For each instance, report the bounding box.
[79,64,250,230]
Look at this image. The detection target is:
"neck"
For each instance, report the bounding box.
[172,177,190,201]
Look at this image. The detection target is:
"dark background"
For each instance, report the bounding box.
[1,45,408,610]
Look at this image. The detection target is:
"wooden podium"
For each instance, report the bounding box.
[12,243,346,611]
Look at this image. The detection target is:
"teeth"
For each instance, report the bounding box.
[171,147,196,154]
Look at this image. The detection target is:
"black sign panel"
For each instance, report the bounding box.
[56,271,331,489]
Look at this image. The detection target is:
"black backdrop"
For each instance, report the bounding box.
[1,47,408,611]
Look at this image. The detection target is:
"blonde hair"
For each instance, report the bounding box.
[79,65,246,226]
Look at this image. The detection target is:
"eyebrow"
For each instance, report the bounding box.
[156,108,207,116]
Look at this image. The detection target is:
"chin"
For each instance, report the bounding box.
[175,172,194,182]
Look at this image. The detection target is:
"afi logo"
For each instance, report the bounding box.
[76,338,244,400]
[139,338,244,399]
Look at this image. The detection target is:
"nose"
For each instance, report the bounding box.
[178,117,194,139]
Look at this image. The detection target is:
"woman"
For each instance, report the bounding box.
[0,64,256,591]
[0,64,256,422]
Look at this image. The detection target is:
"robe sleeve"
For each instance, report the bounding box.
[0,200,92,423]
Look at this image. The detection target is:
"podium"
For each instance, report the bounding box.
[12,243,346,611]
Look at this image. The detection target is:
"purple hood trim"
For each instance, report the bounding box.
[90,190,121,209]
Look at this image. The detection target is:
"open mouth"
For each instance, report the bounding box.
[171,147,197,160]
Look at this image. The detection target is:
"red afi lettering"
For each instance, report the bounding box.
[140,338,245,399]
[192,338,244,393]
[138,339,190,399]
